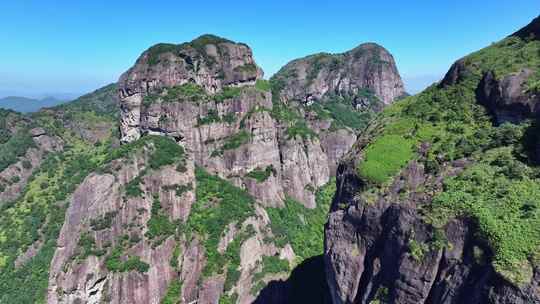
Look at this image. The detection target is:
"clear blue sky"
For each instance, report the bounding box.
[0,0,538,98]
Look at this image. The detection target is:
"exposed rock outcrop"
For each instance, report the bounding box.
[117,35,404,209]
[47,150,195,304]
[325,159,540,304]
[476,68,540,124]
[324,16,540,304]
[271,43,406,105]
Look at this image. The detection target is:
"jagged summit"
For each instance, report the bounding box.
[271,41,405,106]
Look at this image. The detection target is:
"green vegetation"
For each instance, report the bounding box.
[54,83,118,117]
[189,34,233,53]
[105,245,149,273]
[246,165,275,183]
[164,83,209,103]
[0,130,36,172]
[255,79,271,92]
[146,136,184,169]
[214,86,242,103]
[355,30,540,283]
[250,255,290,296]
[371,286,390,304]
[211,130,251,157]
[90,211,117,231]
[408,238,429,262]
[163,183,193,197]
[359,134,415,184]
[170,245,181,269]
[266,179,335,260]
[182,167,255,277]
[147,43,179,65]
[76,232,106,260]
[0,140,108,303]
[197,109,221,125]
[0,133,182,302]
[146,34,234,66]
[146,196,177,245]
[197,109,237,126]
[271,102,317,141]
[464,35,540,83]
[125,175,144,197]
[219,293,239,304]
[22,160,32,169]
[305,53,341,83]
[143,83,210,105]
[310,91,379,131]
[143,83,248,106]
[430,148,540,283]
[254,255,290,281]
[161,280,182,304]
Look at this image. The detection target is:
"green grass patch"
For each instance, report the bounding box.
[358,134,415,184]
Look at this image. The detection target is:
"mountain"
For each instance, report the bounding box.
[271,42,406,105]
[3,16,538,304]
[0,96,68,113]
[0,33,404,304]
[324,16,540,304]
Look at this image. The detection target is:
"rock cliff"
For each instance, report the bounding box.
[0,33,406,303]
[271,43,406,106]
[117,35,404,209]
[325,16,540,304]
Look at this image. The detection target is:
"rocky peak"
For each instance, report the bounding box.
[118,34,263,99]
[118,34,264,143]
[271,42,405,106]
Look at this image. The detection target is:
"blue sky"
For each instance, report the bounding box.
[0,1,538,98]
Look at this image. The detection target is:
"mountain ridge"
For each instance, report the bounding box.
[1,16,539,304]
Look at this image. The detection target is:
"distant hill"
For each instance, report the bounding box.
[0,96,68,113]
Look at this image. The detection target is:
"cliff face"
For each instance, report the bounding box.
[118,35,263,143]
[0,33,405,303]
[37,35,405,304]
[117,35,404,210]
[324,16,540,304]
[271,43,406,106]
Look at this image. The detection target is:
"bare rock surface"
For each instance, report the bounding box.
[271,43,406,105]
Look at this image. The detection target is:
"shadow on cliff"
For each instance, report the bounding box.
[521,118,540,165]
[253,255,331,304]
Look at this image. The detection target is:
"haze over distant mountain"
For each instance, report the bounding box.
[0,96,69,113]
